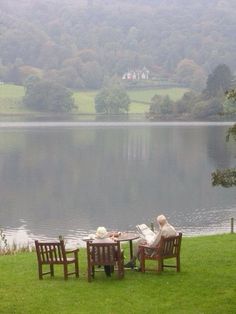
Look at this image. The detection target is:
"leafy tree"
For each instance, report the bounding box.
[224,89,236,113]
[150,95,174,115]
[223,97,236,114]
[24,75,40,90]
[160,96,174,114]
[204,64,232,98]
[23,79,75,112]
[19,66,42,84]
[149,95,162,115]
[175,59,207,91]
[212,91,236,187]
[192,97,223,119]
[212,168,236,187]
[175,91,198,114]
[95,83,130,114]
[80,61,103,89]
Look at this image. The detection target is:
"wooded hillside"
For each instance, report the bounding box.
[1,0,236,90]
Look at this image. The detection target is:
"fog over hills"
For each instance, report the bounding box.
[0,0,236,89]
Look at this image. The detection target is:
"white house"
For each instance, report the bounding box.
[122,67,150,80]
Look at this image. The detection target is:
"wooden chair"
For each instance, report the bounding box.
[86,241,124,282]
[139,233,182,273]
[35,240,79,280]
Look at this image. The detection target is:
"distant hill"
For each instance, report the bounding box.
[1,0,236,90]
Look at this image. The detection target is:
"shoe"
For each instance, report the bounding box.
[124,261,136,269]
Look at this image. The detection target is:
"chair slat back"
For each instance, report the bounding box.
[87,242,120,265]
[159,233,182,258]
[35,240,66,263]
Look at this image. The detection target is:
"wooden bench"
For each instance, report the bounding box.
[139,233,182,273]
[86,241,124,282]
[35,240,79,280]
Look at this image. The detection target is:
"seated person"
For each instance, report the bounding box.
[92,226,115,277]
[125,214,177,269]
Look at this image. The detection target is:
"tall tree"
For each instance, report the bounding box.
[204,64,232,98]
[175,59,207,91]
[95,83,130,114]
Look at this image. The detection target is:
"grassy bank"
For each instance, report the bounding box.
[127,88,188,114]
[0,234,235,313]
[0,84,188,115]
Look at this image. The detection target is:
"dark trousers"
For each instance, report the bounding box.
[104,265,114,276]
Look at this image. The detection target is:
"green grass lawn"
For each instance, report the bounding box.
[0,84,188,115]
[127,88,188,114]
[0,84,27,114]
[73,90,97,114]
[0,234,235,314]
[128,87,189,103]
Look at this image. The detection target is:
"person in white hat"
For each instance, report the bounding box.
[93,227,111,241]
[92,226,115,277]
[125,215,177,269]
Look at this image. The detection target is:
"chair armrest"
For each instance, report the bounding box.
[139,244,159,255]
[66,248,79,254]
[138,244,151,249]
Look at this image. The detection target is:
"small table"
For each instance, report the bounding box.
[83,232,140,260]
[115,232,140,259]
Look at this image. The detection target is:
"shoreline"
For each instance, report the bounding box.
[0,120,235,128]
[2,223,234,250]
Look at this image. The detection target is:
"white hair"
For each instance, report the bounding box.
[157,215,167,225]
[95,226,108,239]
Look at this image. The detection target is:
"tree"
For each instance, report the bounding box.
[204,64,232,98]
[80,61,103,89]
[175,91,198,114]
[23,79,75,112]
[175,59,207,91]
[224,89,236,113]
[150,95,174,115]
[212,91,236,187]
[193,97,223,119]
[95,83,130,114]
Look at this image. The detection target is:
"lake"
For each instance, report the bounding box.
[0,121,235,248]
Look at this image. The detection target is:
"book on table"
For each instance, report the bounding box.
[136,224,156,243]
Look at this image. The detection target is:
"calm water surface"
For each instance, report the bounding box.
[0,121,235,247]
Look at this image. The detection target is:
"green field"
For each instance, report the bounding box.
[0,234,235,313]
[127,88,188,113]
[0,84,188,115]
[0,84,28,114]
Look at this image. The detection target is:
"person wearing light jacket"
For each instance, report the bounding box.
[125,214,177,269]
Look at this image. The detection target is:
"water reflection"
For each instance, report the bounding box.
[0,122,235,247]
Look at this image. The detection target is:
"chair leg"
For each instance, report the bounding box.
[121,259,124,278]
[176,256,180,272]
[75,259,79,278]
[38,263,43,280]
[157,259,163,273]
[88,265,92,282]
[63,264,68,280]
[117,261,124,279]
[50,264,54,277]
